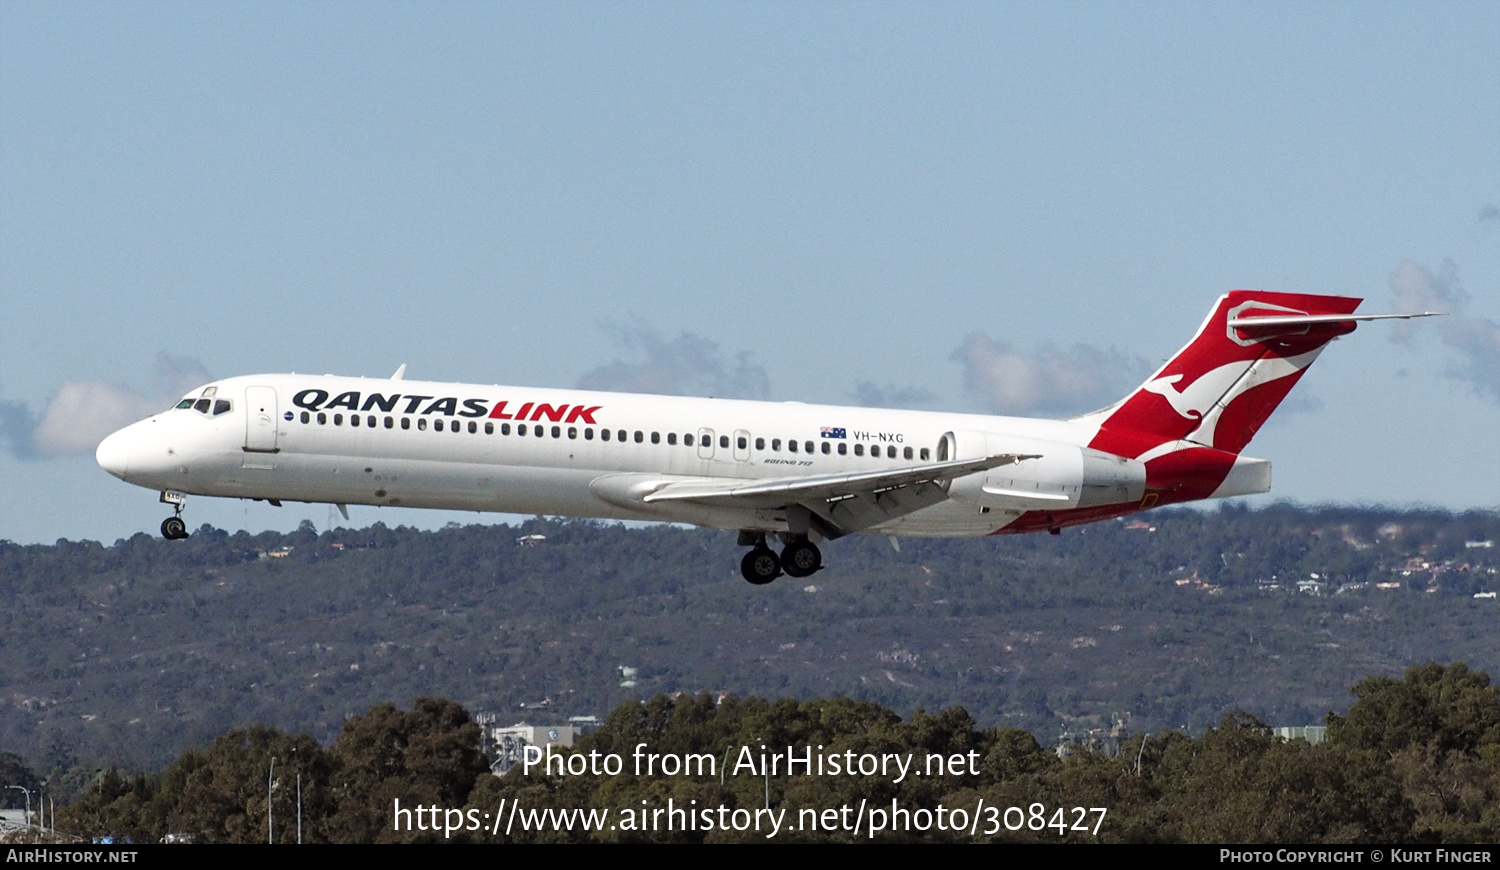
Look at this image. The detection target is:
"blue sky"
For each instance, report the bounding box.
[2,1,1497,545]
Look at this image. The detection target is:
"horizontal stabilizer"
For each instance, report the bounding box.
[1228,312,1440,328]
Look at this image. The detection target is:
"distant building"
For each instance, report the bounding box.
[485,722,579,774]
[1274,726,1327,744]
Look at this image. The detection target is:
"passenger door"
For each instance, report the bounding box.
[244,386,279,452]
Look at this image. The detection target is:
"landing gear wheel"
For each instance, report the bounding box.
[740,547,781,585]
[161,516,189,540]
[781,540,822,578]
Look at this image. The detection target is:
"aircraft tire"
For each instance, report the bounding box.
[161,517,188,540]
[781,540,822,578]
[741,547,781,585]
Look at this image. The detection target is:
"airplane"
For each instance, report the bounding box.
[95,291,1433,585]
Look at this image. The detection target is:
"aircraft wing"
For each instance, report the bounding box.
[595,453,1035,539]
[643,453,1033,507]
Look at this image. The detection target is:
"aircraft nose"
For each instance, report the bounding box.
[96,427,133,480]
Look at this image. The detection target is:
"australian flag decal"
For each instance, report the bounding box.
[820,427,846,439]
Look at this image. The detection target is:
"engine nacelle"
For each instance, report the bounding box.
[942,430,1145,511]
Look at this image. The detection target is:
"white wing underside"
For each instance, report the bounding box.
[591,453,1035,538]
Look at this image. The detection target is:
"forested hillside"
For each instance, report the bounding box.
[43,663,1500,843]
[1,505,1496,779]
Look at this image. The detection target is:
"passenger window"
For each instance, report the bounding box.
[585,428,594,440]
[485,421,493,434]
[501,423,510,435]
[569,427,578,439]
[737,436,746,449]
[634,431,643,443]
[550,426,560,438]
[684,433,693,446]
[601,428,610,441]
[719,435,728,449]
[352,415,361,428]
[401,417,410,430]
[805,441,814,453]
[839,443,847,455]
[854,444,864,456]
[920,448,930,461]
[821,442,830,455]
[334,414,343,426]
[469,421,477,433]
[788,440,798,453]
[904,446,913,460]
[317,413,327,425]
[667,432,676,445]
[432,419,441,431]
[537,426,546,438]
[651,432,660,444]
[453,422,461,434]
[772,439,781,451]
[300,411,310,424]
[755,437,764,450]
[618,430,627,442]
[417,418,426,430]
[385,417,394,429]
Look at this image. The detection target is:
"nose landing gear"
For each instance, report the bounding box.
[159,491,190,540]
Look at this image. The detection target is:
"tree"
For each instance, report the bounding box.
[324,697,490,843]
[1328,662,1500,757]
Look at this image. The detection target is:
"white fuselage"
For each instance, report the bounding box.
[96,373,1160,538]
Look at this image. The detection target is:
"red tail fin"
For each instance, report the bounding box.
[1079,291,1361,459]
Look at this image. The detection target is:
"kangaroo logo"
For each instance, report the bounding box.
[1141,363,1247,421]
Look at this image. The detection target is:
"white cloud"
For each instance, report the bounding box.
[1389,260,1500,406]
[3,353,212,458]
[576,324,770,400]
[952,334,1151,416]
[851,382,934,409]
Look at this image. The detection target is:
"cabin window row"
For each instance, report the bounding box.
[292,411,929,460]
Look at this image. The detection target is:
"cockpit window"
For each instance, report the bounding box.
[180,397,233,415]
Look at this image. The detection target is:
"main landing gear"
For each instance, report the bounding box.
[160,491,189,540]
[738,533,823,585]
